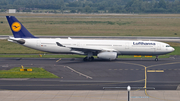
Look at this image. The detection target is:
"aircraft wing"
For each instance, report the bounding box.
[69,46,102,52]
[56,42,101,51]
[56,42,117,54]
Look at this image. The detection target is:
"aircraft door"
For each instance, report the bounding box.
[157,43,161,50]
[125,42,129,49]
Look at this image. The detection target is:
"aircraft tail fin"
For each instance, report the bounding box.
[6,16,37,38]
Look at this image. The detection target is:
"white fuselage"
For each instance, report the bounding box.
[14,38,174,56]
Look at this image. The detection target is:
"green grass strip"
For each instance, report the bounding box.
[117,55,170,58]
[0,54,85,58]
[0,67,59,78]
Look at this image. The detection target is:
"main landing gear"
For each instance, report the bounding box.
[83,52,94,61]
[83,56,94,61]
[155,56,158,61]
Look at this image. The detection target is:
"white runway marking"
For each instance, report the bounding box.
[65,66,93,79]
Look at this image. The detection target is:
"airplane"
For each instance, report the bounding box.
[6,16,175,61]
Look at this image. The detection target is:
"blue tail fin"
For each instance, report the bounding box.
[6,16,37,38]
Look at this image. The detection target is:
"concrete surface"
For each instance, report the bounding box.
[0,90,180,101]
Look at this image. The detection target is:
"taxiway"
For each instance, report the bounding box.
[0,57,180,90]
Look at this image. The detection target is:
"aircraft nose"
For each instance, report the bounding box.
[172,47,175,51]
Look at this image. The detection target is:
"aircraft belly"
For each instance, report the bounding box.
[120,50,170,55]
[40,46,71,53]
[121,48,154,55]
[45,47,70,53]
[121,51,154,55]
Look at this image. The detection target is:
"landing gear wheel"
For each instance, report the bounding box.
[89,57,94,61]
[155,56,158,62]
[83,57,88,61]
[83,56,94,61]
[155,58,158,61]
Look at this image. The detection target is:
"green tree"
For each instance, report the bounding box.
[84,5,91,13]
[158,0,166,9]
[70,9,76,13]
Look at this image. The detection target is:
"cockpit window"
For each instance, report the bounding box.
[166,45,170,47]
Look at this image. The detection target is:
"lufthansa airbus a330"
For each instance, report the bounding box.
[6,16,175,61]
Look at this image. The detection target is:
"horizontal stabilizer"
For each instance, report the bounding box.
[8,37,25,44]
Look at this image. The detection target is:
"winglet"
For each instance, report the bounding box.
[6,16,37,38]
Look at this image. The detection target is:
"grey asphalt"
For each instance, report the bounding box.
[0,56,180,90]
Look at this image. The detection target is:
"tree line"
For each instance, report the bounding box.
[0,0,180,13]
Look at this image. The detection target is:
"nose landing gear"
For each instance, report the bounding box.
[155,56,158,61]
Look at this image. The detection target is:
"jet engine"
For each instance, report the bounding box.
[97,52,117,60]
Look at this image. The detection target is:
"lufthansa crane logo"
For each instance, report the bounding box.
[11,22,21,32]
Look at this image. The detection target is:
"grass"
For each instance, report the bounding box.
[0,54,85,58]
[118,55,170,58]
[1,13,180,36]
[0,13,180,58]
[0,67,59,78]
[45,21,117,25]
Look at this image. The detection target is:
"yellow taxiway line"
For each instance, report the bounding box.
[56,58,61,62]
[147,70,164,72]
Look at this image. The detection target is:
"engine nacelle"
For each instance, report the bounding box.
[97,52,117,60]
